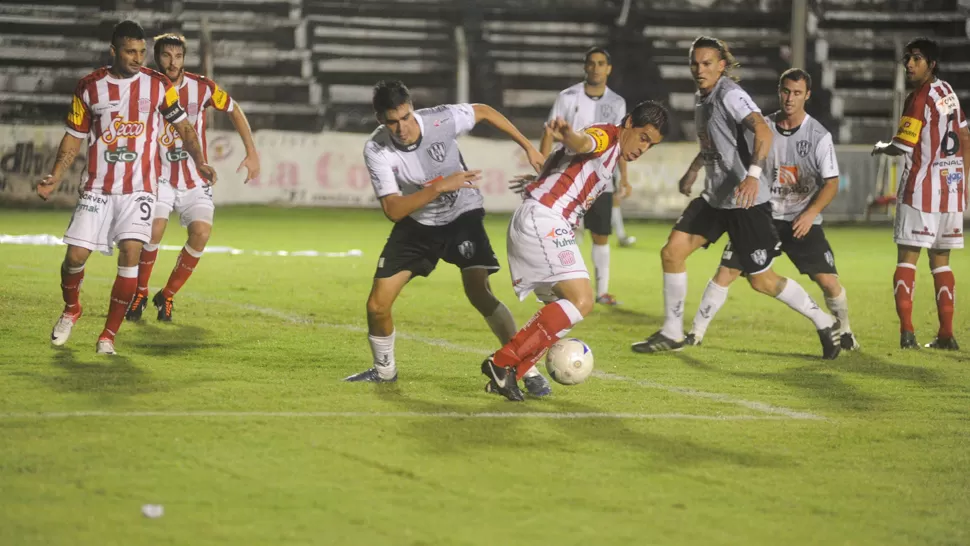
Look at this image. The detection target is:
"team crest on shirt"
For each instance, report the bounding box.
[750,249,767,266]
[824,251,834,267]
[138,98,151,113]
[796,140,811,157]
[598,103,614,121]
[558,250,576,266]
[458,240,475,259]
[187,102,199,116]
[427,142,446,163]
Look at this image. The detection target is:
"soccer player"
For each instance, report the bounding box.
[631,36,842,359]
[684,69,860,350]
[344,80,552,395]
[872,37,968,350]
[540,47,633,306]
[125,33,260,323]
[38,20,216,355]
[483,100,669,401]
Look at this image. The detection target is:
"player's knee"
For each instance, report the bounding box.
[366,293,391,319]
[747,272,777,296]
[714,267,740,286]
[659,242,681,268]
[64,247,88,269]
[187,222,212,249]
[813,274,841,298]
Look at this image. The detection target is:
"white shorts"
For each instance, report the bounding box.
[893,203,964,250]
[155,182,215,227]
[63,191,155,255]
[507,198,590,301]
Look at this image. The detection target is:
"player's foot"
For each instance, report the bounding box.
[631,331,684,353]
[900,331,919,350]
[125,292,148,321]
[684,332,702,346]
[343,367,397,382]
[481,356,524,401]
[522,372,552,397]
[924,337,960,350]
[618,235,637,247]
[152,291,173,322]
[840,332,861,351]
[817,322,842,360]
[596,293,619,306]
[50,308,82,347]
[95,338,116,355]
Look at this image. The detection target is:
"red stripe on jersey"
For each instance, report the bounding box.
[561,173,599,221]
[101,82,121,194]
[140,79,160,193]
[538,156,585,209]
[121,77,141,194]
[924,88,941,211]
[902,86,929,207]
[181,156,194,189]
[82,79,100,192]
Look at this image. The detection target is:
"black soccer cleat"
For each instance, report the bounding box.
[631,331,685,353]
[481,357,524,402]
[924,337,960,351]
[839,332,861,351]
[343,367,398,382]
[152,291,173,322]
[125,292,147,321]
[522,372,552,397]
[900,331,920,350]
[817,322,842,360]
[684,333,702,347]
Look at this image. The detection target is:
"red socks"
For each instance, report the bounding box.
[893,263,916,333]
[932,266,955,339]
[493,300,584,379]
[99,266,138,341]
[60,263,85,316]
[161,245,203,299]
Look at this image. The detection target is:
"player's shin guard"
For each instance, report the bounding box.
[690,280,729,339]
[60,263,85,315]
[484,302,517,345]
[161,245,203,299]
[99,266,138,341]
[661,272,688,340]
[137,243,159,296]
[368,330,397,380]
[591,243,610,296]
[824,287,852,333]
[932,266,955,339]
[894,263,917,333]
[493,300,584,380]
[775,278,834,330]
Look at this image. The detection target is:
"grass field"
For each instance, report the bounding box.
[1,206,968,546]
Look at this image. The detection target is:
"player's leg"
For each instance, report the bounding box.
[584,193,616,305]
[686,248,741,346]
[612,192,635,247]
[129,181,174,321]
[892,203,934,348]
[746,268,841,359]
[154,186,215,321]
[812,273,859,350]
[51,244,93,346]
[927,249,958,349]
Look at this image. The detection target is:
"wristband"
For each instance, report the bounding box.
[746,165,762,180]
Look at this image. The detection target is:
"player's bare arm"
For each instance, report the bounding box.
[793,177,839,238]
[379,170,482,222]
[539,122,555,157]
[736,111,772,208]
[547,118,594,154]
[227,104,260,183]
[617,156,631,199]
[172,118,217,184]
[472,104,544,173]
[37,133,83,200]
[678,152,704,196]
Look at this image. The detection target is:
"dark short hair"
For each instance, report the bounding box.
[372,80,411,115]
[626,100,670,137]
[153,33,187,61]
[905,37,940,75]
[111,20,145,49]
[584,47,611,65]
[779,68,812,91]
[690,35,740,81]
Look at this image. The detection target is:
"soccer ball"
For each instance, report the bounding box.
[544,338,594,385]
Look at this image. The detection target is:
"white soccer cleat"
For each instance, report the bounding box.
[618,235,637,247]
[95,338,116,355]
[50,312,81,346]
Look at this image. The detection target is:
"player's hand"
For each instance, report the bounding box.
[618,179,633,200]
[508,174,535,197]
[792,211,817,239]
[678,169,698,196]
[198,163,218,185]
[434,170,481,193]
[37,175,59,201]
[871,141,892,156]
[735,175,759,208]
[525,147,545,174]
[545,118,573,143]
[238,152,260,184]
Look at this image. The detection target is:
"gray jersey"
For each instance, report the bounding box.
[548,82,626,191]
[695,77,769,209]
[364,104,481,226]
[766,112,840,224]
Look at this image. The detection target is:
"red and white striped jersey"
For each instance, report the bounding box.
[158,72,234,190]
[892,78,967,213]
[525,124,621,225]
[65,66,186,195]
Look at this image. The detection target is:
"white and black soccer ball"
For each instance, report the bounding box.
[545,338,594,385]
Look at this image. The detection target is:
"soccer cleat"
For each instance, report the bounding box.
[618,235,637,247]
[924,337,960,350]
[596,293,619,306]
[900,331,920,350]
[817,322,842,360]
[152,291,174,322]
[522,372,552,397]
[95,338,116,355]
[343,367,397,382]
[840,332,861,351]
[684,333,702,346]
[125,292,148,321]
[631,331,684,353]
[481,356,524,401]
[50,309,82,347]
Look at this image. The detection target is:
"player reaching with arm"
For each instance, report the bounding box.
[631,36,842,359]
[343,80,554,395]
[872,37,968,350]
[38,20,216,355]
[125,33,259,323]
[684,69,860,350]
[483,101,669,401]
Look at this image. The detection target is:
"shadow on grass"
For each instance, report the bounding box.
[127,323,221,356]
[41,346,162,396]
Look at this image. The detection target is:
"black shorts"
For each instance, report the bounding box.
[673,197,781,275]
[720,220,837,276]
[583,191,613,236]
[374,209,500,279]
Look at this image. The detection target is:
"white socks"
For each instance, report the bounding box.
[775,279,835,330]
[611,206,627,239]
[485,302,517,345]
[690,280,730,340]
[591,243,610,296]
[824,287,851,332]
[660,272,688,340]
[369,330,397,379]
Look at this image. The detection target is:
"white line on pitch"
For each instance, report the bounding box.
[0,411,800,421]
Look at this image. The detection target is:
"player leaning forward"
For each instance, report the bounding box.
[483,101,670,402]
[631,36,842,359]
[39,20,216,355]
[344,80,554,395]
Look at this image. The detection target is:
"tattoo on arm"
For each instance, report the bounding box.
[51,135,82,178]
[175,120,206,166]
[742,112,770,169]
